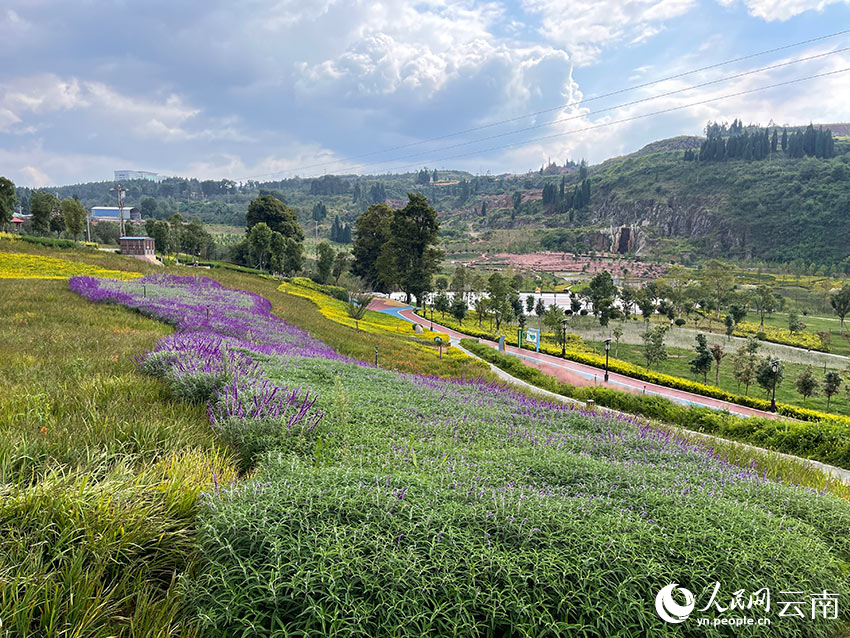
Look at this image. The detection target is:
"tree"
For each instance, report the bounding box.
[689,334,712,383]
[756,359,784,399]
[795,367,818,406]
[487,273,510,332]
[587,270,617,327]
[280,236,304,275]
[543,305,567,350]
[481,201,487,217]
[49,211,65,237]
[699,259,734,312]
[451,265,468,298]
[636,290,655,324]
[332,251,350,284]
[381,194,442,306]
[246,194,303,241]
[140,196,158,219]
[247,222,274,270]
[346,293,372,331]
[512,191,522,211]
[0,176,15,230]
[30,191,59,236]
[434,291,451,317]
[830,285,850,330]
[753,285,778,329]
[787,311,803,336]
[151,220,172,254]
[525,295,535,314]
[641,325,668,370]
[709,343,726,386]
[60,198,87,241]
[732,338,760,394]
[315,241,335,284]
[169,213,185,257]
[436,277,449,291]
[450,296,468,325]
[612,326,623,357]
[312,202,328,239]
[351,203,394,292]
[823,371,842,409]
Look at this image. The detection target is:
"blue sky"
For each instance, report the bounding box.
[1,0,848,187]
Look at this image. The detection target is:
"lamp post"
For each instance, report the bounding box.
[561,318,568,358]
[770,359,779,412]
[110,183,128,237]
[603,338,611,383]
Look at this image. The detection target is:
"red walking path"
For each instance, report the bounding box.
[395,306,780,420]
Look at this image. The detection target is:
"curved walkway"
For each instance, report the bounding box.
[395,307,780,420]
[386,306,850,485]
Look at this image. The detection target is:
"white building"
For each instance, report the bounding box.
[113,170,162,182]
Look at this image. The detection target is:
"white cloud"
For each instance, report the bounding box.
[0,73,253,143]
[183,142,342,181]
[20,166,51,187]
[523,0,696,64]
[720,0,850,20]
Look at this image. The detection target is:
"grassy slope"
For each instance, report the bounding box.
[0,278,237,637]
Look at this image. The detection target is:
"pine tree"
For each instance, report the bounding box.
[481,201,487,217]
[781,128,788,151]
[771,129,778,153]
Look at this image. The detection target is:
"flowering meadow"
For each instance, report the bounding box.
[70,274,850,637]
[0,251,141,280]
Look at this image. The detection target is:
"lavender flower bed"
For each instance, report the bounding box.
[70,275,850,637]
[70,274,345,466]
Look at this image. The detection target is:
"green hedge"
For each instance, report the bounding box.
[461,338,850,471]
[18,235,97,250]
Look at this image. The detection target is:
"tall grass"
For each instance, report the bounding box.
[0,278,237,637]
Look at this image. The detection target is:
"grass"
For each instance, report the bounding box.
[0,278,237,637]
[462,338,850,481]
[5,243,850,636]
[586,338,850,417]
[76,274,850,637]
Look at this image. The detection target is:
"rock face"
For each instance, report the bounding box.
[590,196,746,256]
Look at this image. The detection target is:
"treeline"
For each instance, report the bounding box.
[684,122,836,162]
[540,162,591,218]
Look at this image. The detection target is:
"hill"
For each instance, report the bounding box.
[11,122,850,266]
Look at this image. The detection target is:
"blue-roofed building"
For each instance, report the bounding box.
[90,206,141,222]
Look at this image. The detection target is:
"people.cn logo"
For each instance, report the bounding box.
[656,584,696,624]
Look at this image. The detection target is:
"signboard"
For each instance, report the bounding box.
[524,328,540,352]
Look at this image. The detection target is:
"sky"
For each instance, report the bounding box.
[1,0,849,187]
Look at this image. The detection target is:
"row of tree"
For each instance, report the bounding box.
[351,194,442,305]
[684,124,835,162]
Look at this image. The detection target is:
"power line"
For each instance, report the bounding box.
[234,28,850,182]
[355,67,850,177]
[293,47,850,178]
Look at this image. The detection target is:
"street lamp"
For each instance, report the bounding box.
[561,318,568,358]
[109,183,128,237]
[603,338,611,383]
[770,359,779,412]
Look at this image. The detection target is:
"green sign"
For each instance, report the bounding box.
[434,336,443,344]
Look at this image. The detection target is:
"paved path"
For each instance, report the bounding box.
[396,307,780,419]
